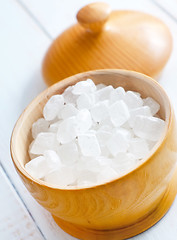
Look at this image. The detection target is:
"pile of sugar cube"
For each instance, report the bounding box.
[26,79,166,188]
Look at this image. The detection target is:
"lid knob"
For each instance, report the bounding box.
[76,2,111,33]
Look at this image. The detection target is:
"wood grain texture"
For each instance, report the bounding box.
[1,0,177,239]
[11,70,177,240]
[76,2,111,33]
[42,3,172,85]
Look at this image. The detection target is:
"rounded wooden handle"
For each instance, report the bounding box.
[76,2,111,33]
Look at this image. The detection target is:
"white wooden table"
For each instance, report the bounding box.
[1,0,177,239]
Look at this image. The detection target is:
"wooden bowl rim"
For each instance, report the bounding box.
[10,69,173,191]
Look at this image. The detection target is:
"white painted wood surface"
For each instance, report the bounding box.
[153,0,177,22]
[0,166,44,240]
[0,0,177,239]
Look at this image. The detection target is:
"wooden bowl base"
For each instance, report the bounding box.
[52,168,177,240]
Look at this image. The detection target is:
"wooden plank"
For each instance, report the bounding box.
[153,0,177,22]
[0,0,75,239]
[0,0,177,239]
[0,166,44,240]
[17,0,177,38]
[131,198,177,240]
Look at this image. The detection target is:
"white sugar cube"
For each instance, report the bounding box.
[90,101,109,122]
[61,103,78,119]
[112,152,137,172]
[25,156,48,179]
[49,120,62,133]
[43,95,64,121]
[28,79,165,189]
[76,157,101,172]
[129,106,152,127]
[62,86,78,105]
[133,115,166,141]
[106,130,129,156]
[44,166,76,187]
[96,156,112,166]
[110,87,125,104]
[128,138,149,159]
[25,151,61,179]
[98,124,113,132]
[132,91,141,97]
[100,146,111,157]
[58,142,79,164]
[72,79,96,95]
[29,132,58,155]
[76,181,95,188]
[100,117,114,128]
[143,97,160,115]
[124,91,143,109]
[121,124,135,138]
[96,83,106,90]
[57,117,77,144]
[44,150,62,169]
[96,130,111,146]
[109,100,130,127]
[78,133,101,157]
[95,85,114,101]
[113,152,135,164]
[76,93,95,110]
[92,122,101,131]
[87,129,96,135]
[115,128,132,139]
[97,166,118,184]
[76,109,92,133]
[32,118,49,139]
[121,121,132,130]
[77,170,98,187]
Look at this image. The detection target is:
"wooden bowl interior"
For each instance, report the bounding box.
[11,70,170,178]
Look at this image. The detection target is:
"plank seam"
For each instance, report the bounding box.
[150,0,177,23]
[0,161,47,240]
[15,0,53,40]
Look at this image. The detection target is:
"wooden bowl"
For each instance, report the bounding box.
[11,70,177,240]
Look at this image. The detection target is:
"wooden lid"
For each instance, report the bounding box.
[42,2,172,86]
